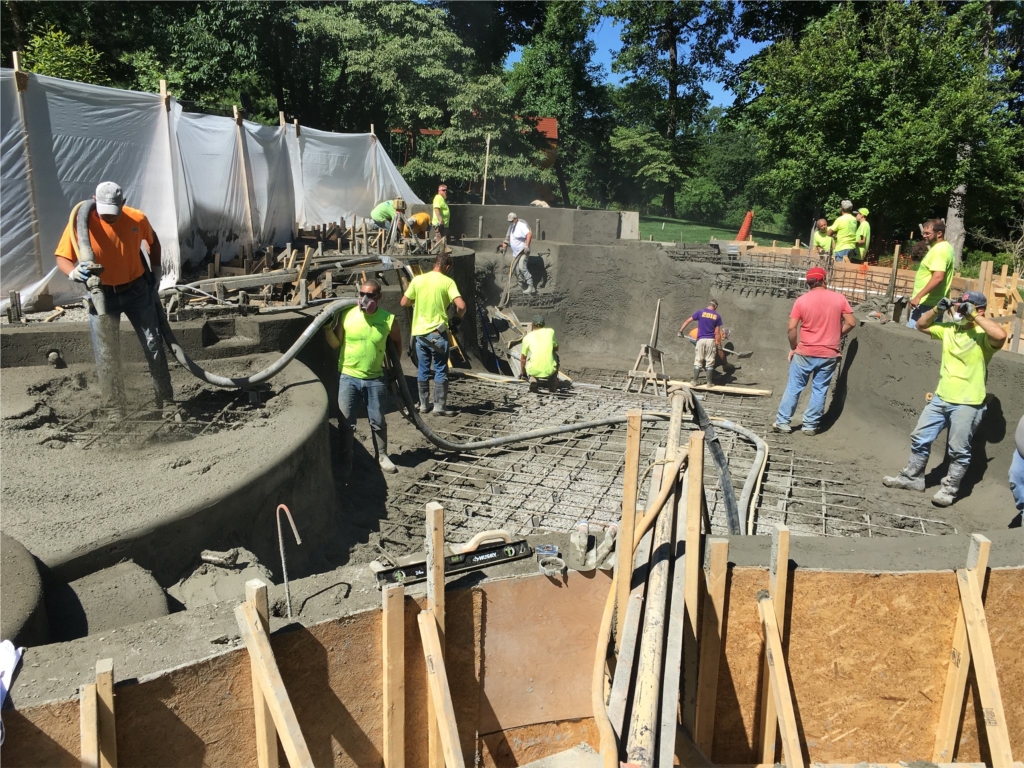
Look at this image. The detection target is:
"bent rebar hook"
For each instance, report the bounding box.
[276,504,302,619]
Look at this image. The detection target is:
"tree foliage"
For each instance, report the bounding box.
[20,25,108,84]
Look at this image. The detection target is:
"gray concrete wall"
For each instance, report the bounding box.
[408,203,631,244]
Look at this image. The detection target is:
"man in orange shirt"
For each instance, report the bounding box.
[55,181,173,408]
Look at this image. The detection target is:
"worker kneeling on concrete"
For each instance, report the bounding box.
[400,253,467,416]
[883,291,1006,507]
[55,181,173,409]
[519,315,560,393]
[773,267,855,435]
[324,279,403,474]
[678,299,724,385]
[500,212,535,295]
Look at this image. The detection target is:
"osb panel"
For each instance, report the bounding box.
[478,570,611,733]
[954,568,1024,762]
[712,567,768,763]
[1,700,79,767]
[479,718,599,767]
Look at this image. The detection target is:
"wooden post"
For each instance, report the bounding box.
[246,580,279,768]
[10,51,47,284]
[417,612,467,768]
[382,585,405,768]
[617,409,643,647]
[425,502,446,768]
[235,602,313,768]
[957,566,1013,768]
[933,534,990,761]
[481,133,491,206]
[233,105,258,251]
[757,524,791,763]
[95,659,116,768]
[80,683,99,768]
[279,111,286,127]
[887,244,902,300]
[757,594,804,768]
[694,538,729,753]
[681,430,705,733]
[293,118,300,138]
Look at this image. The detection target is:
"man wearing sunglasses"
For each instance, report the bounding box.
[325,279,403,474]
[883,290,1006,506]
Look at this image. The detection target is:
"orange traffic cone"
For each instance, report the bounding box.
[736,210,754,241]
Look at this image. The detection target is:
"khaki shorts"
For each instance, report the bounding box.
[694,338,718,368]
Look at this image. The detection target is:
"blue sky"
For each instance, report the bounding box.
[507,17,768,108]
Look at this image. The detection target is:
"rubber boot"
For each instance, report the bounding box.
[433,380,455,417]
[705,366,716,386]
[692,366,701,386]
[882,453,927,492]
[417,381,432,414]
[339,425,354,477]
[373,427,398,474]
[932,463,967,507]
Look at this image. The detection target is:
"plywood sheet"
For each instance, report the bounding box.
[477,571,611,733]
[479,718,598,768]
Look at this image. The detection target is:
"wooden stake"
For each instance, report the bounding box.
[957,566,1013,768]
[382,585,405,768]
[425,502,446,768]
[694,538,729,753]
[417,612,467,768]
[757,594,804,768]
[246,580,279,768]
[95,659,116,768]
[616,409,643,647]
[235,602,313,768]
[932,534,990,761]
[79,683,99,768]
[758,524,791,764]
[682,430,705,734]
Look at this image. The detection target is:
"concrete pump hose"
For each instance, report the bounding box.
[74,199,96,263]
[156,297,357,388]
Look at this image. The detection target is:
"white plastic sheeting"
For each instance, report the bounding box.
[0,70,421,309]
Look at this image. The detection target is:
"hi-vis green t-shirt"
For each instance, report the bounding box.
[432,194,450,226]
[856,220,871,258]
[913,240,955,307]
[813,230,833,252]
[830,213,858,252]
[522,327,558,378]
[337,307,394,380]
[928,322,998,405]
[404,270,462,337]
[371,200,395,224]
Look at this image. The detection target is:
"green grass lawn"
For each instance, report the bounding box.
[639,215,793,245]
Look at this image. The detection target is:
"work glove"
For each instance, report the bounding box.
[69,263,92,284]
[448,315,462,333]
[960,301,978,319]
[497,242,508,254]
[934,297,954,315]
[522,246,531,257]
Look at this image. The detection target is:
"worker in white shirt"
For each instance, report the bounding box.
[500,212,535,295]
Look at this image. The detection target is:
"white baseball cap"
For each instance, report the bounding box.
[95,182,124,216]
[507,212,518,222]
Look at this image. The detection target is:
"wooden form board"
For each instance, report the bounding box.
[417,612,467,768]
[616,409,643,647]
[383,585,406,768]
[425,502,446,768]
[245,580,280,768]
[95,659,116,768]
[757,595,804,768]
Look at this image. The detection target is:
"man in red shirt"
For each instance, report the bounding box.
[55,181,173,408]
[772,266,855,435]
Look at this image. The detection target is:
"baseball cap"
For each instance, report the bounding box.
[858,207,870,216]
[806,266,827,282]
[709,299,719,308]
[437,184,447,192]
[532,314,545,327]
[95,182,124,216]
[960,290,987,308]
[507,212,518,222]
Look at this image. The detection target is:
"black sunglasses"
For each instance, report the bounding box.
[359,290,380,298]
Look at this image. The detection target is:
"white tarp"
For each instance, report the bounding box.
[0,69,422,308]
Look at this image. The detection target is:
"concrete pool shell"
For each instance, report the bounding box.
[1,232,1022,765]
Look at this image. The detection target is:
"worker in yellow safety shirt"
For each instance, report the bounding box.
[827,200,858,261]
[855,208,871,262]
[324,278,403,475]
[519,315,560,393]
[432,184,450,241]
[402,212,431,238]
[812,218,833,256]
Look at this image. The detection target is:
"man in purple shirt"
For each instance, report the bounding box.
[678,299,724,385]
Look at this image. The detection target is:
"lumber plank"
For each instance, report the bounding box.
[694,538,729,753]
[682,431,706,734]
[234,602,313,768]
[382,584,406,768]
[956,567,1013,768]
[658,473,689,768]
[617,409,643,647]
[425,502,446,768]
[79,683,99,768]
[668,381,773,396]
[932,534,991,761]
[95,659,116,768]
[417,612,467,768]
[757,595,804,768]
[245,580,279,768]
[758,524,791,764]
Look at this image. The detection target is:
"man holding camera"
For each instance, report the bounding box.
[883,291,1006,506]
[500,212,535,295]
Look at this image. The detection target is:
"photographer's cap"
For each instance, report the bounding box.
[960,290,987,308]
[95,182,124,216]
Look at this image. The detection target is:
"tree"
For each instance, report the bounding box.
[20,26,108,83]
[434,1,547,72]
[597,1,735,216]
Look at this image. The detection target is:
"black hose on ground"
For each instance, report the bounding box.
[689,397,743,535]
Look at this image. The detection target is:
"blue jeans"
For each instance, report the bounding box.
[512,250,533,288]
[775,354,839,431]
[88,278,173,406]
[906,303,934,328]
[337,374,387,432]
[1010,450,1024,514]
[909,395,986,469]
[372,219,390,231]
[834,249,853,262]
[415,331,449,384]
